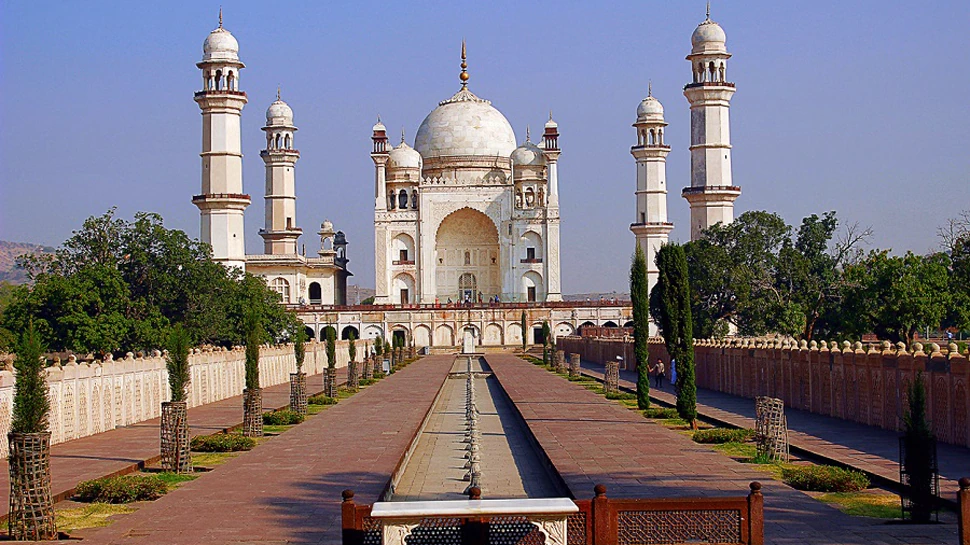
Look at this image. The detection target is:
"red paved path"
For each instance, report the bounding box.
[0,371,337,518]
[579,360,970,503]
[486,354,958,545]
[78,355,456,545]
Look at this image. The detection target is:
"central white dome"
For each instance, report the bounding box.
[414,87,516,160]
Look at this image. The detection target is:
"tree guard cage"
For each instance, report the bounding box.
[898,436,939,522]
[7,432,57,541]
[160,401,192,473]
[754,396,788,462]
[290,373,308,415]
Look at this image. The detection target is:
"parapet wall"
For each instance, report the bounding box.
[0,341,351,458]
[557,336,970,449]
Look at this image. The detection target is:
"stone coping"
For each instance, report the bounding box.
[371,498,577,518]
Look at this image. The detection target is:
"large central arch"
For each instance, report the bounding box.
[434,208,500,302]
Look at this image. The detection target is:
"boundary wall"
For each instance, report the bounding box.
[0,341,351,458]
[558,335,970,449]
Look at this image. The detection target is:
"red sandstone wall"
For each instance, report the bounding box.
[557,336,970,449]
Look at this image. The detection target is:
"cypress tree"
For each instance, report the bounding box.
[11,324,50,434]
[903,372,935,522]
[293,327,306,374]
[655,244,697,428]
[244,311,262,391]
[630,244,650,409]
[541,321,551,366]
[165,324,191,403]
[520,311,527,351]
[348,330,357,363]
[325,326,336,370]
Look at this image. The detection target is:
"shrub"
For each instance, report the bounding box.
[373,370,386,379]
[262,409,305,426]
[359,378,375,386]
[190,433,256,452]
[74,475,167,503]
[781,465,869,492]
[642,407,679,419]
[308,394,338,406]
[605,391,637,401]
[692,428,754,444]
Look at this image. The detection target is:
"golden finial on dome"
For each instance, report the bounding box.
[460,39,469,86]
[219,7,223,28]
[277,85,281,101]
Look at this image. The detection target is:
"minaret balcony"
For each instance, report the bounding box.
[631,144,671,151]
[682,185,741,195]
[194,89,248,98]
[192,193,251,210]
[683,82,735,90]
[682,185,742,204]
[259,227,303,240]
[630,221,674,236]
[392,259,415,266]
[260,149,301,160]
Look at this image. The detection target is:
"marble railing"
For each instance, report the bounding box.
[0,341,351,458]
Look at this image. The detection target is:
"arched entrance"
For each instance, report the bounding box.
[435,208,500,302]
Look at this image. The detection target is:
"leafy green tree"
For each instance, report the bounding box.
[2,209,299,352]
[630,244,650,409]
[165,324,191,403]
[11,325,50,434]
[840,251,950,343]
[293,327,306,374]
[244,311,263,391]
[654,244,697,428]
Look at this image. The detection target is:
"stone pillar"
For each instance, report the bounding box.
[569,353,581,378]
[605,361,620,394]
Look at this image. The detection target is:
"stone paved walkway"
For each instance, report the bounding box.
[77,355,456,545]
[0,370,337,519]
[579,360,970,503]
[487,354,958,545]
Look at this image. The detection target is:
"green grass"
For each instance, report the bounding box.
[57,503,135,534]
[190,451,241,467]
[263,424,296,434]
[817,491,901,519]
[307,404,328,415]
[711,441,757,460]
[147,472,197,488]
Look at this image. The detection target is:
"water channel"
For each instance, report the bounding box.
[391,356,565,501]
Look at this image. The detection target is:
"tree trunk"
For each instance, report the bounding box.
[242,388,263,437]
[160,401,192,474]
[289,373,307,415]
[8,432,57,541]
[347,361,359,391]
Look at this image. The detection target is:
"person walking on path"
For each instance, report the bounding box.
[652,358,665,389]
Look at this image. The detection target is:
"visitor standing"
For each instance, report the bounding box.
[670,358,678,393]
[652,358,665,389]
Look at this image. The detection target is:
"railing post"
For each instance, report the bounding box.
[746,482,763,545]
[342,489,361,545]
[959,477,970,545]
[463,486,487,545]
[592,484,613,545]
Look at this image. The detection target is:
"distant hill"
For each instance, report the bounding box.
[0,240,55,284]
[346,285,376,305]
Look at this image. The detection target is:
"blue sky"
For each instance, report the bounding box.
[1,1,968,293]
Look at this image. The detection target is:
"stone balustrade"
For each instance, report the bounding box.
[0,340,351,458]
[558,335,970,448]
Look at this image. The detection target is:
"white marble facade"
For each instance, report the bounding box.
[372,47,562,305]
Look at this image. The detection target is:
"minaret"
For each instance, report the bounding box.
[631,83,673,300]
[541,113,563,302]
[371,117,390,304]
[682,4,741,240]
[259,89,301,255]
[193,11,250,270]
